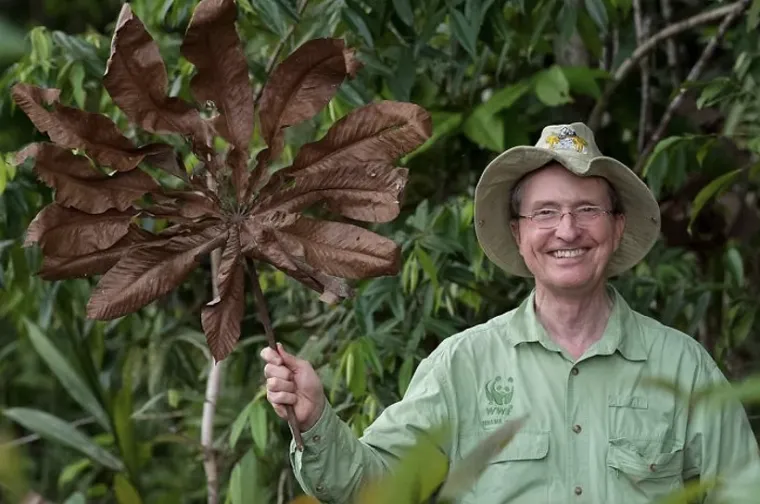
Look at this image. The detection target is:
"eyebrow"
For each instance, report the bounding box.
[527,199,605,209]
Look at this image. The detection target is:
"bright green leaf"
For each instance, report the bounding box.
[398,356,414,397]
[229,402,252,449]
[561,66,604,99]
[688,168,742,233]
[23,319,110,431]
[415,245,439,290]
[114,474,142,504]
[58,458,91,489]
[534,66,571,106]
[748,0,760,31]
[63,492,87,504]
[342,8,374,47]
[113,385,138,477]
[69,61,86,109]
[249,400,268,454]
[229,449,270,504]
[724,247,744,287]
[449,8,477,58]
[463,108,504,152]
[2,408,124,471]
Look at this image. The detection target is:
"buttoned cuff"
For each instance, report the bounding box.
[289,401,341,496]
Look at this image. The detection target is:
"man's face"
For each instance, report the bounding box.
[510,164,625,294]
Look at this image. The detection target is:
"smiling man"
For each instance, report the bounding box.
[261,123,760,503]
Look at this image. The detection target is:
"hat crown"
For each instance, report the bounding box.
[536,122,603,161]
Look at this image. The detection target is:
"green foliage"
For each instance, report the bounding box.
[0,0,759,502]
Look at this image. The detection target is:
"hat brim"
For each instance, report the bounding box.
[474,145,661,278]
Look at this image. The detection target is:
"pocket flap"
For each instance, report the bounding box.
[491,431,549,463]
[607,442,683,480]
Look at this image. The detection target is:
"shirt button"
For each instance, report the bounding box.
[316,483,325,493]
[572,424,582,433]
[649,463,657,472]
[312,435,321,443]
[571,367,579,376]
[574,486,583,495]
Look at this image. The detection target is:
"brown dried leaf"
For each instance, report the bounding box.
[25,204,136,257]
[256,163,407,222]
[86,226,228,320]
[104,4,210,145]
[258,38,361,161]
[181,0,253,153]
[20,143,160,213]
[201,225,244,361]
[269,216,400,279]
[38,225,165,280]
[285,101,431,177]
[155,190,222,219]
[10,83,155,172]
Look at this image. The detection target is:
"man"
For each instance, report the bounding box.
[261,122,760,503]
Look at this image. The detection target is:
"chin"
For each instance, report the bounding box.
[543,269,596,292]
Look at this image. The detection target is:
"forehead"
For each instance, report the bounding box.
[518,164,610,206]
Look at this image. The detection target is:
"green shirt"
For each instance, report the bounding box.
[290,287,760,503]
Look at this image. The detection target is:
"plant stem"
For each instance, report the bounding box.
[634,0,750,173]
[587,1,745,130]
[248,260,304,450]
[202,247,223,504]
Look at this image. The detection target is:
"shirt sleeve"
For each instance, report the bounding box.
[289,348,456,504]
[683,358,760,503]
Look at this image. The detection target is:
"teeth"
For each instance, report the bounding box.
[552,249,585,258]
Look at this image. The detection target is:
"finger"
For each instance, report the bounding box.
[259,347,282,366]
[264,363,292,380]
[267,377,296,393]
[277,342,300,368]
[272,404,288,419]
[267,390,297,406]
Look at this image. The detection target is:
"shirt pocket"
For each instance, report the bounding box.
[458,430,550,504]
[606,438,684,502]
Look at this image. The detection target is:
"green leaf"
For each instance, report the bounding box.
[584,0,608,31]
[463,108,504,152]
[229,449,270,504]
[23,319,110,431]
[557,1,579,43]
[398,355,414,397]
[688,168,743,233]
[561,66,604,99]
[405,111,463,160]
[250,0,289,36]
[388,48,415,101]
[342,7,374,47]
[449,8,478,58]
[732,307,755,346]
[534,66,571,106]
[415,245,439,290]
[113,385,138,478]
[346,344,367,398]
[2,408,124,471]
[58,458,91,489]
[114,474,142,504]
[438,416,527,499]
[0,17,25,65]
[641,136,683,178]
[724,246,744,287]
[229,401,252,449]
[249,400,268,454]
[63,492,88,504]
[392,0,415,25]
[69,61,86,109]
[748,0,760,31]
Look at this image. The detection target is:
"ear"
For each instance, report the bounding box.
[510,219,521,246]
[612,214,626,251]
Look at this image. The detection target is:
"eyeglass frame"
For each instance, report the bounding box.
[514,205,618,229]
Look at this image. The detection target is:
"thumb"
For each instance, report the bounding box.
[276,343,299,368]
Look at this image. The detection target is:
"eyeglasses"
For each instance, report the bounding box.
[516,206,614,229]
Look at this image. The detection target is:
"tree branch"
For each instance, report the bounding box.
[660,0,681,88]
[248,260,304,450]
[588,1,745,130]
[634,0,651,151]
[202,247,223,504]
[633,0,751,174]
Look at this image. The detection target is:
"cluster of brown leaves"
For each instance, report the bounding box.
[12,0,431,361]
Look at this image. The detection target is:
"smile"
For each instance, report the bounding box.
[550,248,588,258]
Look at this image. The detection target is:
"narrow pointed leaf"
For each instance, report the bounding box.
[272,217,400,278]
[181,0,254,154]
[258,38,361,160]
[256,163,407,222]
[20,143,159,213]
[25,204,136,257]
[86,226,227,320]
[2,408,124,471]
[201,225,244,361]
[285,101,431,177]
[104,4,210,145]
[38,226,165,280]
[10,84,157,172]
[155,190,222,219]
[438,416,526,500]
[23,319,110,431]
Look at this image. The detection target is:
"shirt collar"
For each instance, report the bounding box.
[504,285,647,362]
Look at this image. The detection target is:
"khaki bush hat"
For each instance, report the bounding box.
[473,122,661,278]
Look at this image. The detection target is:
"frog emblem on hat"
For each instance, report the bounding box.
[545,126,588,153]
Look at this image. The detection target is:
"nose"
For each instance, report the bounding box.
[553,212,581,241]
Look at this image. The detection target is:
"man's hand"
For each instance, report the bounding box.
[260,342,326,432]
